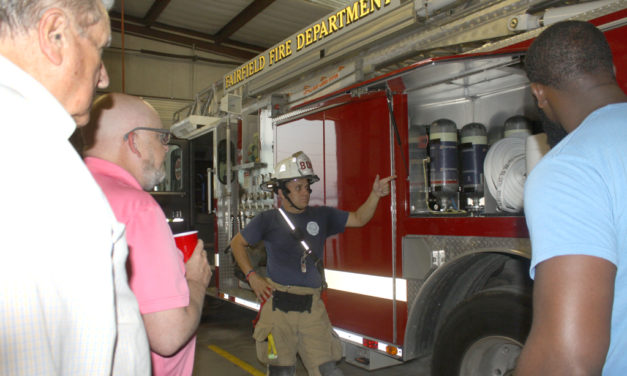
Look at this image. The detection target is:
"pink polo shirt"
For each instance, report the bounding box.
[86,157,196,376]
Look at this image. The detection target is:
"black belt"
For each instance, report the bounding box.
[272,290,313,313]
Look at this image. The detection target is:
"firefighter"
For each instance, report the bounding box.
[230,151,395,376]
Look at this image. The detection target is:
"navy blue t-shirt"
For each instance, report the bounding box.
[241,206,348,288]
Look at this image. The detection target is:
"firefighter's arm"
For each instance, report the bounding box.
[515,255,615,376]
[230,233,273,302]
[346,174,396,228]
[142,239,211,356]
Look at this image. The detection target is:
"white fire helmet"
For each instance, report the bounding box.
[260,151,320,192]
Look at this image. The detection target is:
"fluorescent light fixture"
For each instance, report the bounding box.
[219,94,242,114]
[170,115,223,139]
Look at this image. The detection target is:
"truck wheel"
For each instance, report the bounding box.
[431,289,532,376]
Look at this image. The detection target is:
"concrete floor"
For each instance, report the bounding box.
[193,296,431,375]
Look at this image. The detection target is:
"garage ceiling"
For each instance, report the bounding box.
[110,0,356,62]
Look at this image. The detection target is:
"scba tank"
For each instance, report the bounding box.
[504,115,532,139]
[461,122,488,212]
[409,125,429,214]
[429,119,458,210]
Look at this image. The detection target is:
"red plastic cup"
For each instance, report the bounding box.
[173,231,198,262]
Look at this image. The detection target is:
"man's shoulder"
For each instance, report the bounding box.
[597,102,627,116]
[0,84,33,124]
[254,208,279,223]
[577,103,627,138]
[93,172,159,216]
[0,58,72,130]
[93,171,143,196]
[307,205,344,217]
[307,205,332,213]
[0,84,24,101]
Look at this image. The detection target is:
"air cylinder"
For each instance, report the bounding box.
[504,115,532,139]
[409,125,429,213]
[429,119,458,210]
[461,122,488,211]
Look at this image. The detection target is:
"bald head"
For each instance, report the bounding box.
[84,93,160,155]
[83,93,169,190]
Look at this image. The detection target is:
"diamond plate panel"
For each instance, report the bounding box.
[403,235,531,307]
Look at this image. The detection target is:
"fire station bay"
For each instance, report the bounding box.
[69,1,627,375]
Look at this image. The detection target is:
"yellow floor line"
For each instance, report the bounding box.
[208,344,265,376]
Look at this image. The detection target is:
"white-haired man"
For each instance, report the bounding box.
[0,1,150,374]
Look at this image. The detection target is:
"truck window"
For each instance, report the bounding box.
[154,144,184,192]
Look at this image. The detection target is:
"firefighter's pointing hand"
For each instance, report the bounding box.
[372,174,396,198]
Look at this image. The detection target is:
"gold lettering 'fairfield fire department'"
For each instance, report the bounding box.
[224,0,392,89]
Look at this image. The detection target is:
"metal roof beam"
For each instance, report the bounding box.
[215,0,276,44]
[146,20,266,52]
[111,12,265,52]
[143,0,173,27]
[110,19,258,60]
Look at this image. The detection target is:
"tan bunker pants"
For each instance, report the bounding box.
[253,280,343,376]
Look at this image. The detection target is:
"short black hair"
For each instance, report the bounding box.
[525,21,614,89]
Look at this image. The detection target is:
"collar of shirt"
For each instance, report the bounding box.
[0,53,76,140]
[84,157,144,191]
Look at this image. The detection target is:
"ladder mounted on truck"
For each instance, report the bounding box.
[221,0,624,110]
[171,0,625,132]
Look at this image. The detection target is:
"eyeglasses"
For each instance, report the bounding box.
[123,127,171,145]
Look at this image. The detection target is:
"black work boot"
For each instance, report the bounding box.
[268,365,296,376]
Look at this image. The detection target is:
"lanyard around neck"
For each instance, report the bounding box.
[278,208,313,273]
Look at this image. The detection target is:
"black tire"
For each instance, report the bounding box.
[431,289,532,376]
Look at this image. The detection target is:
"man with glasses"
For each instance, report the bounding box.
[82,93,212,376]
[0,1,149,374]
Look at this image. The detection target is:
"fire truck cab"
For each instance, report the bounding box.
[163,1,627,374]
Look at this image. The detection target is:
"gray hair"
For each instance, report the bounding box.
[0,0,113,37]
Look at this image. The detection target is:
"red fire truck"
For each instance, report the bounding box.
[164,1,627,374]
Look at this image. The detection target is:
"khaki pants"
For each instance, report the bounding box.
[253,280,343,376]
